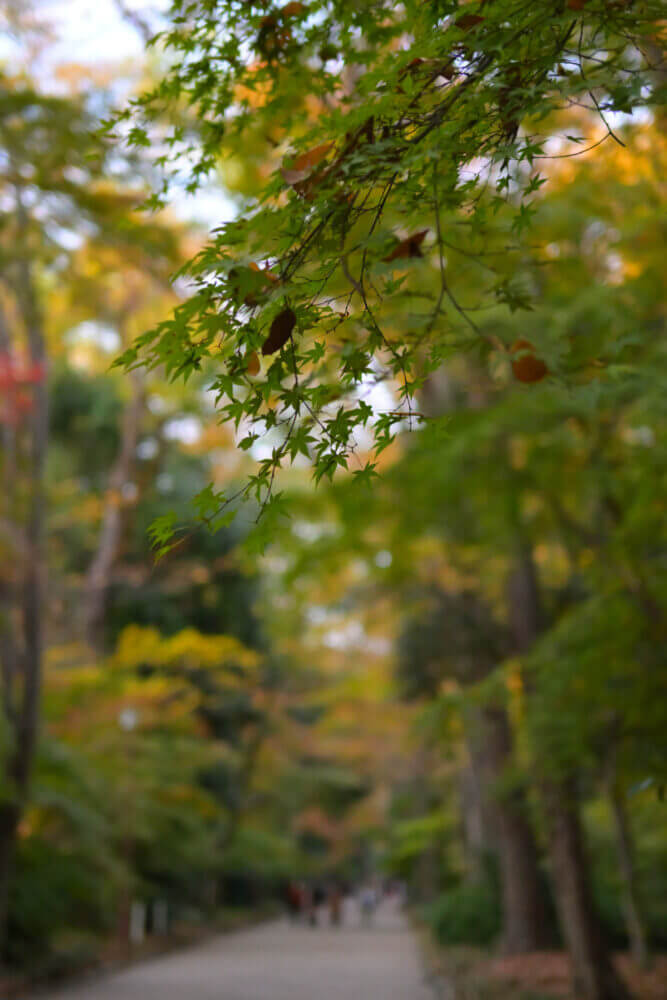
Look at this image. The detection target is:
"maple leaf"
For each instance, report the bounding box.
[262,307,297,354]
[384,230,429,262]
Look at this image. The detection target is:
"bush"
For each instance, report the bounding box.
[6,837,110,967]
[422,874,501,947]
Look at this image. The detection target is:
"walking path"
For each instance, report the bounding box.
[43,896,435,1000]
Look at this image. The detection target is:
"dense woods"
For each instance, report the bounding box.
[0,1,665,998]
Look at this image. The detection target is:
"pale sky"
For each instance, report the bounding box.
[1,0,236,225]
[1,0,157,76]
[38,0,152,67]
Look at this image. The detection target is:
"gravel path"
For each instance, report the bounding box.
[43,897,435,1000]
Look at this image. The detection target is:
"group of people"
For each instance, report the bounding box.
[285,881,381,928]
[285,881,344,926]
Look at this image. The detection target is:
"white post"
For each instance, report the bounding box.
[129,900,146,945]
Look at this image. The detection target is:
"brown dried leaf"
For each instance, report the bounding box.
[511,339,548,384]
[256,16,292,57]
[262,307,297,355]
[280,142,333,188]
[280,1,307,16]
[250,261,279,287]
[294,142,333,172]
[246,351,261,376]
[404,58,455,81]
[383,229,429,263]
[456,13,485,30]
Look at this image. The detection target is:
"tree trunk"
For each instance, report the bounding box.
[0,196,48,960]
[410,746,440,903]
[0,305,19,730]
[0,306,19,955]
[83,369,144,647]
[543,779,631,1000]
[471,706,552,952]
[508,544,632,999]
[459,745,489,881]
[0,803,19,958]
[15,201,47,796]
[607,778,649,969]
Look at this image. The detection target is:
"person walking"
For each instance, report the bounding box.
[328,883,342,927]
[286,881,302,923]
[359,885,377,927]
[304,885,317,927]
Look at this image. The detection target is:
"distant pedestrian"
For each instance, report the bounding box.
[359,885,377,927]
[304,885,317,927]
[286,881,302,922]
[328,884,342,926]
[313,884,326,908]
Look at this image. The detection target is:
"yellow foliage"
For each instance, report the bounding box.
[235,67,273,110]
[44,643,91,672]
[114,625,260,672]
[69,494,104,523]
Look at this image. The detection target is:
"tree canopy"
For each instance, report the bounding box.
[114,0,664,547]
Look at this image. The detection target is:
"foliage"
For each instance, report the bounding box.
[423,871,502,948]
[1,5,667,993]
[113,0,665,544]
[6,738,116,967]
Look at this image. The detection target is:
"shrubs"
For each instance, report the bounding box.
[423,874,501,947]
[6,836,110,968]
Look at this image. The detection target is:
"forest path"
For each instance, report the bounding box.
[43,896,435,1000]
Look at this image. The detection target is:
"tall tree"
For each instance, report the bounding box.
[398,588,552,952]
[0,74,176,955]
[509,545,630,1000]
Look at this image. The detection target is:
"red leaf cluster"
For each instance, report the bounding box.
[0,352,45,426]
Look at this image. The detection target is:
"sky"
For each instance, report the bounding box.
[1,0,154,75]
[36,0,152,67]
[10,0,159,67]
[1,0,236,225]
